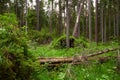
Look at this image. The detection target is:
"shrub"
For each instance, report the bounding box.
[50,35,88,48]
[0,13,38,80]
[28,29,52,44]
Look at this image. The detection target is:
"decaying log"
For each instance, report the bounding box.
[38,48,118,66]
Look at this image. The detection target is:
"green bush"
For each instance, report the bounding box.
[28,29,52,44]
[0,13,39,80]
[0,13,18,27]
[50,35,89,48]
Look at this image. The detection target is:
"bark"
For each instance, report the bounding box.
[58,0,62,35]
[50,0,53,33]
[114,16,116,37]
[108,8,111,40]
[38,48,118,66]
[104,16,107,42]
[116,16,119,38]
[100,3,104,42]
[88,0,92,41]
[66,0,70,48]
[86,15,89,38]
[95,0,98,43]
[72,0,85,37]
[116,1,119,37]
[25,0,28,33]
[36,0,40,30]
[76,0,81,37]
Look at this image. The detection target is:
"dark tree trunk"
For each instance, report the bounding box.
[36,0,40,30]
[58,0,62,35]
[95,0,98,43]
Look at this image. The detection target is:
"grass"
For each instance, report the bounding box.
[31,58,120,80]
[29,41,119,58]
[28,41,120,80]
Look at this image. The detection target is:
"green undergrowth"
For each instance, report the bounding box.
[31,57,120,80]
[29,41,119,58]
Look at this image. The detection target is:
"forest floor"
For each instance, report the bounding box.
[28,42,120,80]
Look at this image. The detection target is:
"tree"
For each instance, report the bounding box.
[66,0,70,48]
[72,0,85,37]
[36,0,40,30]
[100,0,104,42]
[58,0,62,35]
[95,0,98,43]
[88,0,92,41]
[25,0,28,33]
[0,0,10,14]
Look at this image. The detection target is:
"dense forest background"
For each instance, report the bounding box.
[0,0,120,80]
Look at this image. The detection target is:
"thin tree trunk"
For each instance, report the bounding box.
[50,0,53,33]
[116,15,119,37]
[36,0,40,30]
[77,0,81,37]
[58,0,62,35]
[66,0,70,48]
[116,0,119,38]
[114,16,116,37]
[25,0,28,33]
[88,0,92,41]
[108,12,111,40]
[104,15,107,42]
[63,0,66,34]
[86,15,89,38]
[100,3,104,42]
[72,0,84,37]
[95,0,98,43]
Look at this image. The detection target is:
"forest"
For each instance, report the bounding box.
[0,0,120,80]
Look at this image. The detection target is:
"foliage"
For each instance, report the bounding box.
[0,13,18,27]
[50,35,89,49]
[0,0,10,14]
[0,14,40,80]
[28,29,52,44]
[27,1,48,30]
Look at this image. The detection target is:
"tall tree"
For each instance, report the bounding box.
[58,0,62,35]
[88,0,92,41]
[95,0,98,43]
[25,0,28,33]
[72,0,84,37]
[100,0,104,42]
[66,0,70,48]
[116,0,119,37]
[0,0,10,14]
[36,0,40,30]
[50,0,54,33]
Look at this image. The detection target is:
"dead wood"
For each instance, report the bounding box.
[38,48,118,66]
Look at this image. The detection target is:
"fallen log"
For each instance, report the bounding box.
[38,48,119,66]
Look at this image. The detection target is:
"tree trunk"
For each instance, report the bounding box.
[116,0,119,38]
[36,0,40,30]
[66,0,70,48]
[58,0,62,35]
[50,0,53,33]
[104,15,107,42]
[101,4,104,43]
[76,0,81,37]
[88,0,92,41]
[114,15,116,37]
[95,0,98,43]
[72,0,84,37]
[25,0,28,33]
[86,15,89,38]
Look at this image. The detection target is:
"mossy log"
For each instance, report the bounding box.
[38,48,118,66]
